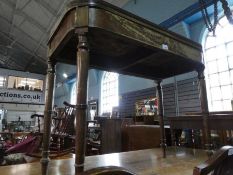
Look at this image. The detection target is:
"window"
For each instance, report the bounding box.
[101,72,119,114]
[7,76,43,91]
[203,16,233,111]
[70,83,76,105]
[0,76,6,88]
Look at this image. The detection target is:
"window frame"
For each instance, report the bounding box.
[70,82,76,105]
[101,72,119,115]
[203,15,233,111]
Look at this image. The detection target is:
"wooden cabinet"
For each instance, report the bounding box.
[99,118,122,154]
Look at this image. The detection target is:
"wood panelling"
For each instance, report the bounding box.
[178,78,200,114]
[119,87,156,117]
[163,83,176,118]
[119,77,200,118]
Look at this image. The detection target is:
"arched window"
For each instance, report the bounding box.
[101,72,119,114]
[70,83,76,105]
[203,16,233,111]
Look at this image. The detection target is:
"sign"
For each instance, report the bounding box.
[0,89,44,104]
[135,97,158,116]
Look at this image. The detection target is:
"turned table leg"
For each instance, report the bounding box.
[41,59,56,175]
[156,80,166,158]
[75,33,89,174]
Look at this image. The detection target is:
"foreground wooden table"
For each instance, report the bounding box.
[0,147,208,175]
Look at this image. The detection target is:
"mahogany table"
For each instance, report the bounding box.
[43,0,207,174]
[0,147,208,175]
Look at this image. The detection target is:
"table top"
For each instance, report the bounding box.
[48,0,204,80]
[0,147,208,175]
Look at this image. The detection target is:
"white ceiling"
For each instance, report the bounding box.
[0,0,130,74]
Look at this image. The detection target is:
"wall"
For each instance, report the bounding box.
[124,0,195,37]
[0,68,45,80]
[54,68,100,107]
[124,0,196,24]
[54,83,71,107]
[0,68,45,129]
[4,103,44,122]
[190,18,206,44]
[119,71,197,95]
[118,75,154,94]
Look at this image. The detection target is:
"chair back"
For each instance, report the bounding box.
[193,146,233,175]
[52,101,76,136]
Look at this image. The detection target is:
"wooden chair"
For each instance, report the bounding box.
[193,145,233,175]
[86,120,101,156]
[80,166,136,175]
[4,102,75,158]
[50,101,76,156]
[31,114,44,133]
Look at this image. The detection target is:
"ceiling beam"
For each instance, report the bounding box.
[1,0,47,34]
[19,0,31,11]
[35,0,57,16]
[9,0,18,38]
[0,15,47,51]
[23,0,67,71]
[159,0,217,28]
[0,30,47,64]
[0,52,24,69]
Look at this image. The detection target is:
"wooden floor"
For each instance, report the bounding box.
[0,147,208,175]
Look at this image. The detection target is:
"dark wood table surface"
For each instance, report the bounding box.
[0,147,208,175]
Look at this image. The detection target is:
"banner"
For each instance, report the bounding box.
[0,89,44,104]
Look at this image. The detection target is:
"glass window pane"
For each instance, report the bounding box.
[212,101,223,111]
[7,76,43,91]
[222,100,231,111]
[205,48,217,61]
[210,87,222,100]
[218,16,228,27]
[226,42,233,56]
[215,28,226,45]
[0,76,6,88]
[219,72,230,85]
[207,61,218,74]
[215,45,226,58]
[217,57,228,72]
[70,83,76,105]
[101,72,118,114]
[224,25,233,42]
[228,56,233,69]
[230,70,233,84]
[215,36,225,46]
[221,85,232,100]
[205,36,216,49]
[209,74,219,87]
